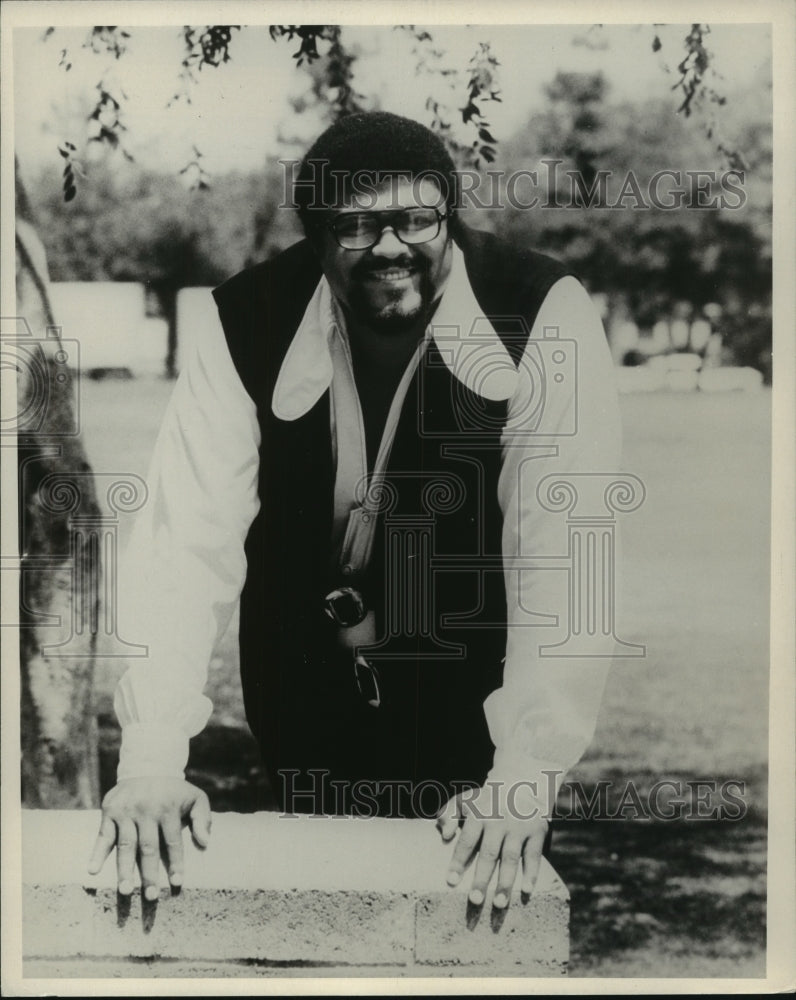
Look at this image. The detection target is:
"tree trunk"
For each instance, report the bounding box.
[15,172,102,808]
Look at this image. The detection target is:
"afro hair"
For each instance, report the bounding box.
[294,111,459,233]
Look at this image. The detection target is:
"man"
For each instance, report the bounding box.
[89,112,621,911]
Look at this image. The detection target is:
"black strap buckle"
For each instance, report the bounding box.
[323,586,367,627]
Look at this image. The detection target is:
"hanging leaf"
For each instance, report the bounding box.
[461,101,479,124]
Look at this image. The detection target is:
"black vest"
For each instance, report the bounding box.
[213,226,569,808]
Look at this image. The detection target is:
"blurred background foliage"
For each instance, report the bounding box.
[21,24,773,380]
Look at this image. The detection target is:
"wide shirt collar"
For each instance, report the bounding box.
[271,243,518,421]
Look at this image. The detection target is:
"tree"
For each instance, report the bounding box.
[493,70,771,375]
[16,162,103,807]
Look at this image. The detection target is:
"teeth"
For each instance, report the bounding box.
[369,269,412,280]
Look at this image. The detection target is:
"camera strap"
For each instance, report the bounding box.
[327,307,429,596]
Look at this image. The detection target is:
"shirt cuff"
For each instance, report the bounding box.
[117,722,191,781]
[486,752,569,820]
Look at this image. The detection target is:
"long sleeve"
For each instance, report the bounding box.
[113,299,260,780]
[485,275,622,814]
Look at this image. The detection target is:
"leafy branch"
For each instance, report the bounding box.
[461,41,502,165]
[57,142,84,202]
[85,26,130,59]
[45,26,135,174]
[269,25,339,65]
[653,23,748,171]
[87,82,133,159]
[322,26,364,117]
[269,25,363,117]
[399,27,502,168]
[178,145,211,192]
[170,25,241,105]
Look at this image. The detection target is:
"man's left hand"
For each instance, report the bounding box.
[436,785,549,909]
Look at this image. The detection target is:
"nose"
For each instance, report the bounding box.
[369,226,406,258]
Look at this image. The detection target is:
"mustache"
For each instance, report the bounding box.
[351,254,428,279]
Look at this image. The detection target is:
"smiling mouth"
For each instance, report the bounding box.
[363,268,416,282]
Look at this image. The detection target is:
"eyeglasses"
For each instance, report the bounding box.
[327,207,449,251]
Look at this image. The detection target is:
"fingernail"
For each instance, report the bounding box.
[469,889,484,906]
[494,892,508,909]
[446,870,461,886]
[144,885,159,901]
[118,880,133,896]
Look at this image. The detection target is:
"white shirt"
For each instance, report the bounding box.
[114,245,622,814]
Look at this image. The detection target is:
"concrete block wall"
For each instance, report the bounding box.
[21,810,569,979]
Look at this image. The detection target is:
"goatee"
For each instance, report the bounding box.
[347,255,436,334]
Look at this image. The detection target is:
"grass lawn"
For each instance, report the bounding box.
[80,377,771,978]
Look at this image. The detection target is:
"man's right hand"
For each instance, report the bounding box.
[87,777,211,900]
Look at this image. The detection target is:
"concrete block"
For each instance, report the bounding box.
[615,366,667,393]
[24,886,414,964]
[669,319,691,350]
[665,369,699,391]
[661,352,703,371]
[415,885,569,975]
[689,319,711,352]
[698,367,764,392]
[20,810,569,976]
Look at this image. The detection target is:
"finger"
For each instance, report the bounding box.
[87,814,116,875]
[446,814,482,887]
[136,818,161,901]
[493,834,524,909]
[435,794,461,842]
[467,826,505,906]
[115,817,137,895]
[188,790,212,849]
[160,813,185,888]
[520,826,548,896]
